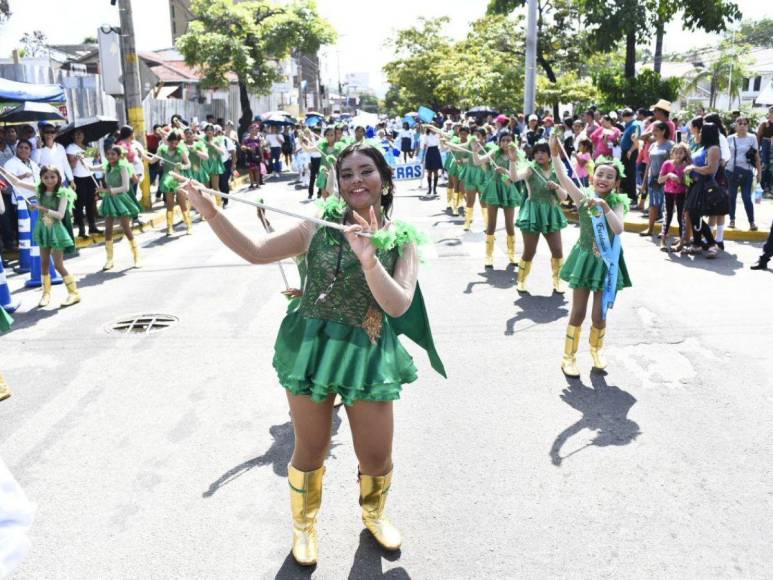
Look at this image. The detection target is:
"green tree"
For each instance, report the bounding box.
[537,73,598,114]
[19,30,48,58]
[358,93,379,113]
[0,0,10,24]
[176,0,336,135]
[681,42,752,109]
[735,18,773,48]
[595,68,681,110]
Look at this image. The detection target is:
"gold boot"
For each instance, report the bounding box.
[589,326,607,370]
[507,235,517,265]
[360,470,402,551]
[103,240,114,271]
[481,205,488,225]
[551,258,565,294]
[288,465,324,566]
[0,372,10,402]
[516,260,532,293]
[129,238,141,268]
[166,210,174,235]
[61,275,80,307]
[561,324,581,378]
[485,234,495,268]
[454,192,464,216]
[446,185,454,212]
[183,210,193,234]
[463,205,474,231]
[38,274,51,307]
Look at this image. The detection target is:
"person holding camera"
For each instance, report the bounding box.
[727,116,762,231]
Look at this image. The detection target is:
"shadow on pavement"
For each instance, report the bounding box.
[664,249,744,275]
[504,293,568,335]
[202,409,343,498]
[274,552,316,579]
[464,265,516,294]
[347,530,409,580]
[550,374,641,467]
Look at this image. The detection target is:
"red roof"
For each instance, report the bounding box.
[140,51,238,84]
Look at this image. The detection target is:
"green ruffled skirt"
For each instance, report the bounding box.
[33,219,74,249]
[460,164,483,191]
[99,193,140,218]
[480,178,522,208]
[315,168,328,191]
[560,244,632,292]
[443,154,457,177]
[516,199,568,233]
[0,305,12,333]
[273,310,418,406]
[184,166,209,183]
[202,157,225,176]
[159,172,181,194]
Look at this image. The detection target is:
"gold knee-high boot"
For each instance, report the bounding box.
[129,238,141,268]
[481,205,488,224]
[561,324,581,377]
[0,372,10,402]
[507,235,517,264]
[485,234,495,268]
[516,260,532,292]
[288,465,324,566]
[183,210,193,234]
[589,326,607,370]
[551,258,565,293]
[464,204,474,231]
[454,192,464,216]
[61,275,80,307]
[103,240,114,270]
[39,274,51,307]
[166,210,174,235]
[446,184,454,211]
[359,470,402,551]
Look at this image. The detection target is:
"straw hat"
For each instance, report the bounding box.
[651,99,672,113]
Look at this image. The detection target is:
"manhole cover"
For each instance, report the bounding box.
[106,314,179,335]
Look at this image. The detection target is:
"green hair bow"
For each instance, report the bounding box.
[595,156,626,179]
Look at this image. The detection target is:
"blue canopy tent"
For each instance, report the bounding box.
[0,78,65,103]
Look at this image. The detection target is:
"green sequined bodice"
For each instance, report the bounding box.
[39,191,60,211]
[299,228,398,329]
[578,198,620,252]
[526,164,559,204]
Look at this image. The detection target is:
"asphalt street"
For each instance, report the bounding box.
[1,174,772,579]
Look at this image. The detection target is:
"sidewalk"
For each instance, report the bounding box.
[563,195,772,242]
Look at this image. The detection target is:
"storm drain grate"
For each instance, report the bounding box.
[106,314,179,335]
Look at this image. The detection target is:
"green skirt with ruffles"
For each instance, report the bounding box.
[0,305,12,333]
[560,244,632,292]
[480,178,522,208]
[443,154,457,177]
[315,167,328,191]
[461,164,484,191]
[33,218,74,249]
[184,166,209,184]
[516,199,568,234]
[99,193,140,218]
[202,157,225,176]
[273,309,418,406]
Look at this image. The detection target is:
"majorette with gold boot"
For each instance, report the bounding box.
[98,146,143,270]
[436,127,487,231]
[2,166,81,307]
[148,131,192,236]
[509,141,568,294]
[181,142,445,566]
[549,134,632,377]
[473,131,523,268]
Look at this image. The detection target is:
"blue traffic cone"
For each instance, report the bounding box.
[0,257,19,313]
[25,209,63,288]
[16,195,32,274]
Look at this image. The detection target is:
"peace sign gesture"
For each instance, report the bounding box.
[344,205,382,270]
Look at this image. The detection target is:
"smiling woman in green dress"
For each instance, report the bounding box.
[182,141,444,566]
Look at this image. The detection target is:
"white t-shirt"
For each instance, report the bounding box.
[3,156,40,203]
[727,134,758,172]
[129,141,146,177]
[220,136,236,163]
[32,142,73,182]
[266,133,284,148]
[398,129,413,140]
[423,133,440,147]
[719,133,731,164]
[65,143,93,178]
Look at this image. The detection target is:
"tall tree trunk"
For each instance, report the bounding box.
[536,52,560,117]
[654,19,664,75]
[238,79,253,139]
[625,28,636,79]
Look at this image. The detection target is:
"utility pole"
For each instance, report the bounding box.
[523,0,538,115]
[116,0,150,208]
[297,52,305,115]
[726,24,736,112]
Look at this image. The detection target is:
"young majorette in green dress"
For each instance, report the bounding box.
[437,126,488,227]
[182,128,209,232]
[183,141,445,566]
[202,123,226,205]
[549,134,632,377]
[2,166,80,306]
[441,124,461,214]
[99,146,143,270]
[509,141,568,293]
[474,131,523,267]
[149,131,192,235]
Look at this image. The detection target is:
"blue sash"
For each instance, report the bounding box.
[589,205,622,318]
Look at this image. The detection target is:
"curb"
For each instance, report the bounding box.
[561,209,768,242]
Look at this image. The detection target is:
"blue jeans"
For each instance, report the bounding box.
[270,147,282,173]
[648,177,664,210]
[727,167,754,223]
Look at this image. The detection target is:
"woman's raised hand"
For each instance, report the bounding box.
[182,180,218,220]
[549,133,561,157]
[344,205,380,270]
